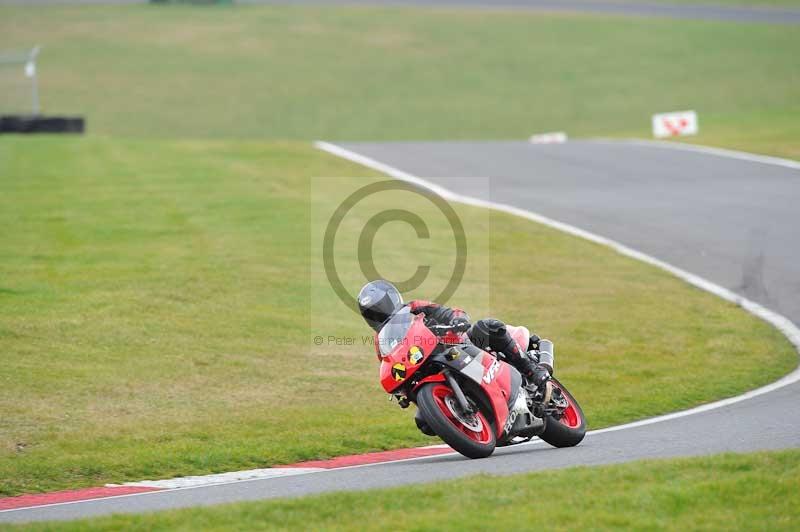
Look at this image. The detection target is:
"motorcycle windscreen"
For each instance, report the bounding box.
[377,306,414,357]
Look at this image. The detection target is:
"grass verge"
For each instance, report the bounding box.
[0,5,798,158]
[14,449,800,530]
[0,137,795,496]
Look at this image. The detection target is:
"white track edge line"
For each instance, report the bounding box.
[314,140,800,420]
[0,446,460,515]
[597,137,800,170]
[112,467,328,489]
[0,490,169,515]
[0,448,479,515]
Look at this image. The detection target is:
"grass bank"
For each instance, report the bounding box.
[16,449,800,530]
[0,137,795,496]
[0,5,798,158]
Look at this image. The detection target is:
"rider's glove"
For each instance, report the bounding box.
[450,316,471,333]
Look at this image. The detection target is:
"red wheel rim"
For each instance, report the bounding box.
[430,384,493,444]
[553,382,581,429]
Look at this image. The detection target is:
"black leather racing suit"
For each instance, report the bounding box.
[406,300,537,377]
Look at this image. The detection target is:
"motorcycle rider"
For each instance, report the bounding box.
[357,279,552,390]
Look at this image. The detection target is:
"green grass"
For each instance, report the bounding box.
[0,5,798,158]
[14,449,800,531]
[0,136,795,496]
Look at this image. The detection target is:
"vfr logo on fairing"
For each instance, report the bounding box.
[483,359,500,384]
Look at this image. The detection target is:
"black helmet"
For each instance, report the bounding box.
[358,280,403,332]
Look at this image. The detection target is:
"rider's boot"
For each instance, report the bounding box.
[528,334,541,351]
[504,342,551,403]
[468,319,550,390]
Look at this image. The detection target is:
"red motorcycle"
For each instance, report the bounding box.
[377,307,586,458]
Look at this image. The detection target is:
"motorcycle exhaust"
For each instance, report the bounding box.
[537,339,555,374]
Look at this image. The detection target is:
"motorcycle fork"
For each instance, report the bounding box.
[443,369,473,414]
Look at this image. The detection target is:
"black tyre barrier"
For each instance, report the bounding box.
[0,115,85,134]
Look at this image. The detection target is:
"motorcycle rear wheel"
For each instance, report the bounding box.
[416,382,496,459]
[539,377,586,448]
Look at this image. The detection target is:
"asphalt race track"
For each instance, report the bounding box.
[246,0,800,24]
[338,140,800,325]
[3,139,798,524]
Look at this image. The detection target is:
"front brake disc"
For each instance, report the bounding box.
[444,395,483,432]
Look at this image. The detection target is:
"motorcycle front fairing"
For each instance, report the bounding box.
[378,311,439,393]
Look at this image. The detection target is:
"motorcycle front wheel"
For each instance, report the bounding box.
[416,382,496,459]
[539,377,587,448]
